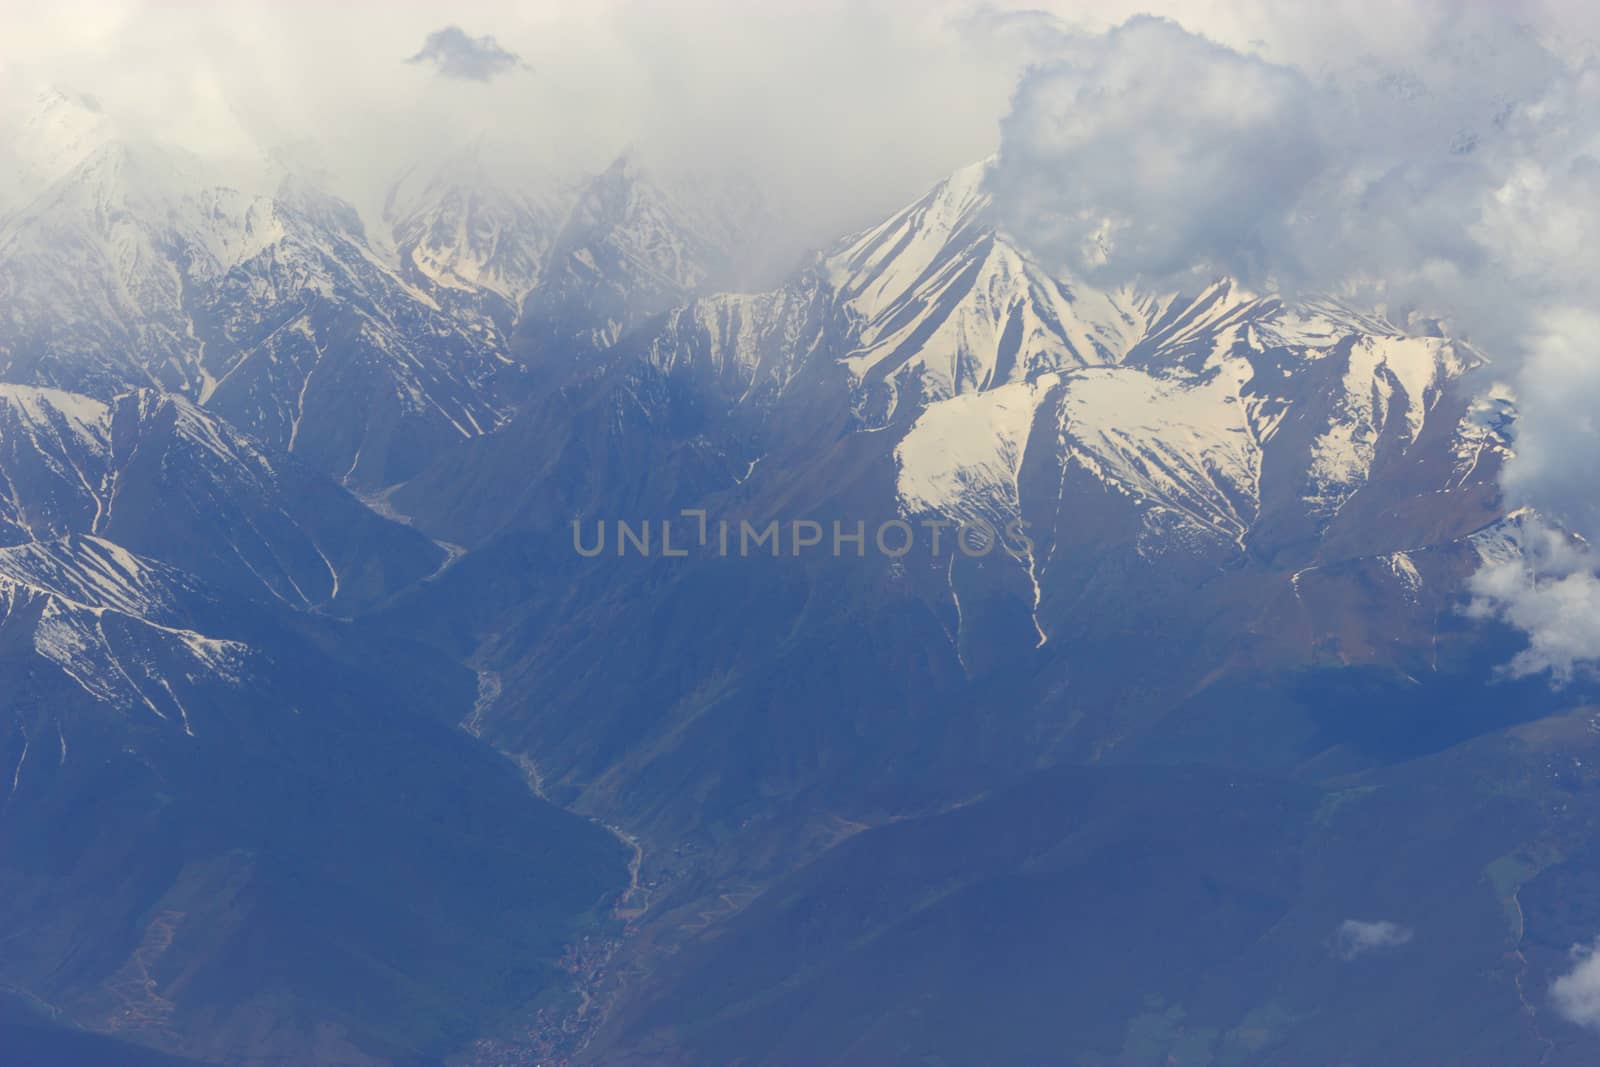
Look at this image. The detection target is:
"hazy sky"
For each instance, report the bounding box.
[11,0,1583,240]
[0,0,1041,239]
[4,1,1591,245]
[3,0,1600,678]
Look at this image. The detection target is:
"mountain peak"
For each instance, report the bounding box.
[5,86,117,204]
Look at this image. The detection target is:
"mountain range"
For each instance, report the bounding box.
[1,85,1597,1067]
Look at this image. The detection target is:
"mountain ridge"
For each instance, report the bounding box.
[1,124,1585,1067]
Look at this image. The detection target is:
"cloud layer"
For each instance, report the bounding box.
[989,7,1574,313]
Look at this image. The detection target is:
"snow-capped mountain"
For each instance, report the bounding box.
[827,160,1144,423]
[505,159,1512,575]
[0,126,225,397]
[896,296,1487,558]
[0,92,781,493]
[388,157,1524,873]
[189,176,522,488]
[0,91,515,487]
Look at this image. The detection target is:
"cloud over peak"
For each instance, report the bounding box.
[406,26,526,81]
[987,7,1600,681]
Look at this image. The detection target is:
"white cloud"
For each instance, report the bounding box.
[989,6,1572,304]
[1331,919,1414,961]
[1469,520,1600,684]
[1553,938,1600,1028]
[1500,311,1600,540]
[989,16,1325,283]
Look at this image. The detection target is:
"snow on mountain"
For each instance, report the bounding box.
[190,177,518,487]
[607,160,1157,436]
[1299,333,1475,519]
[1,89,116,207]
[0,91,506,483]
[895,375,1046,524]
[635,273,832,412]
[0,532,628,1067]
[0,534,249,732]
[894,375,1052,643]
[0,384,111,543]
[828,161,1145,425]
[894,306,1489,566]
[1450,379,1516,487]
[1244,297,1397,350]
[891,326,1266,566]
[1055,352,1263,555]
[0,123,1524,641]
[0,92,300,395]
[420,160,1516,678]
[518,155,777,360]
[0,93,782,490]
[596,160,1505,573]
[0,384,444,610]
[0,532,193,621]
[1468,506,1536,567]
[0,138,206,395]
[385,147,574,306]
[0,377,456,750]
